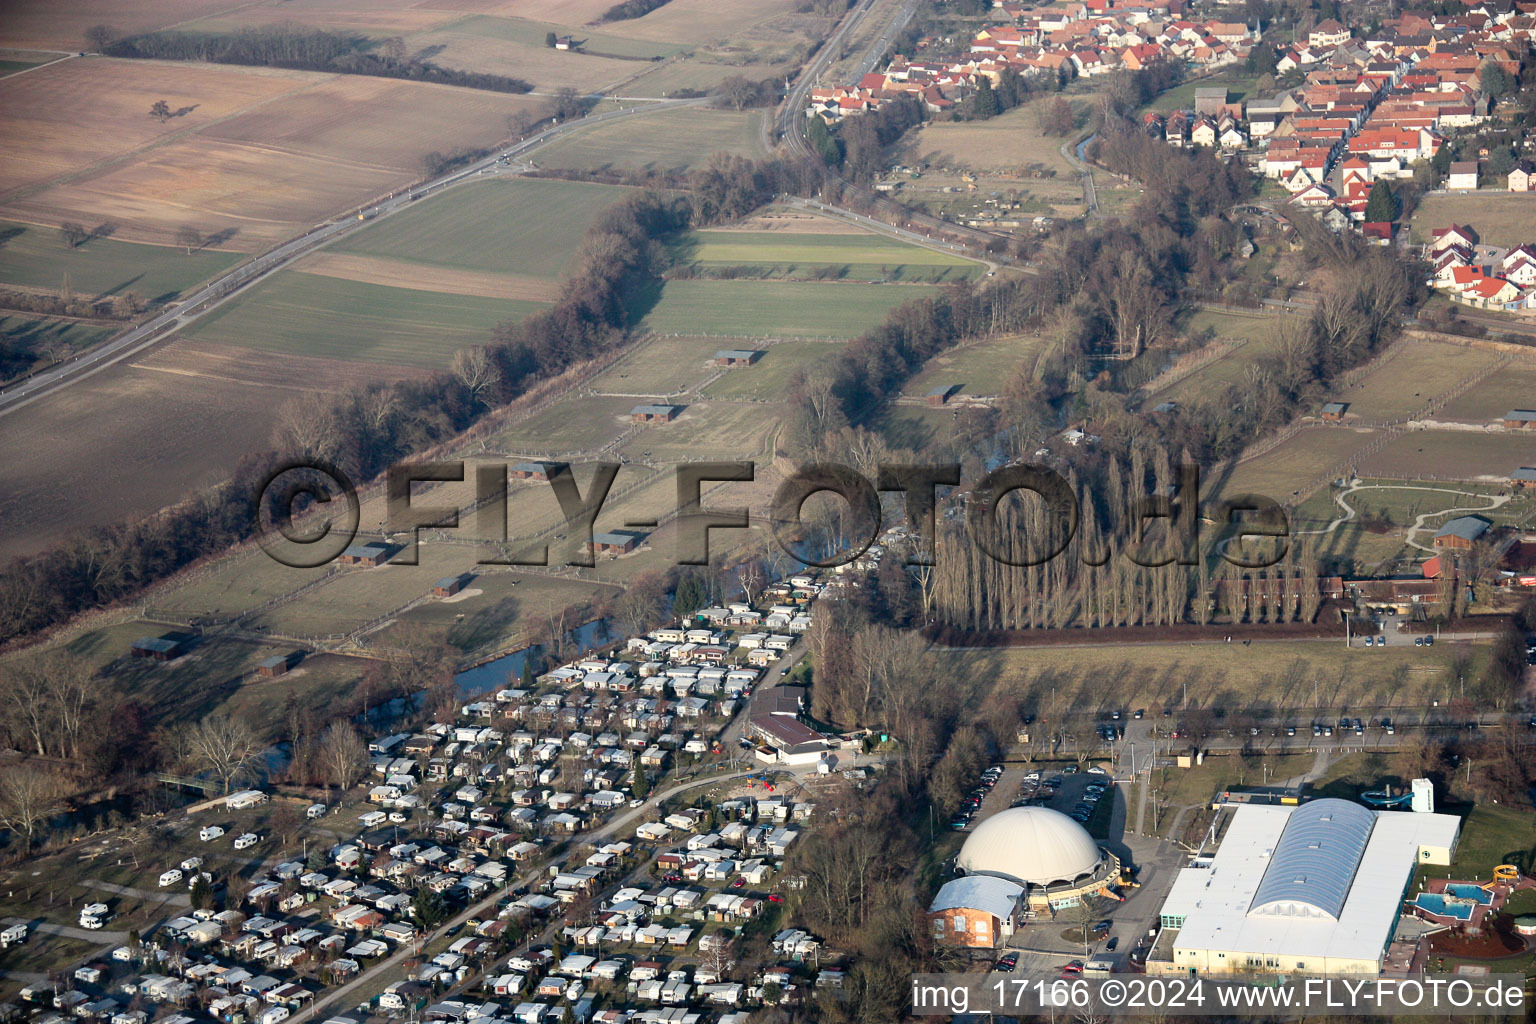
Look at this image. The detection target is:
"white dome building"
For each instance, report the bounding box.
[957,807,1106,887]
[931,807,1124,946]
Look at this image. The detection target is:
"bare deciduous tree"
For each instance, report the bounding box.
[318,722,368,794]
[272,392,341,463]
[0,769,69,850]
[451,347,502,407]
[176,225,202,254]
[172,714,263,793]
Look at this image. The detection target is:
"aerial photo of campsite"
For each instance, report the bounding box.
[1,0,1535,1020]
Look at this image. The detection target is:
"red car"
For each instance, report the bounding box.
[767,894,784,903]
[730,878,745,889]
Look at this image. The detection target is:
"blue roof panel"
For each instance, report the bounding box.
[1248,799,1375,920]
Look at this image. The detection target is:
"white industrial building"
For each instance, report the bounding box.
[1152,798,1460,976]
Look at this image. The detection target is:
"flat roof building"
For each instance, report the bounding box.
[339,543,390,567]
[713,350,762,366]
[590,530,646,556]
[631,404,681,423]
[1152,799,1459,977]
[132,636,186,661]
[509,462,565,481]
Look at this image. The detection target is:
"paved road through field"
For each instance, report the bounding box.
[0,97,706,421]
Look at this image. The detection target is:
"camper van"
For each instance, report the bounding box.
[307,804,328,819]
[1,923,27,947]
[159,869,184,887]
[198,825,225,842]
[233,833,259,850]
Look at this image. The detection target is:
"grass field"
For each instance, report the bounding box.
[618,57,788,97]
[936,639,1486,719]
[51,622,368,726]
[248,543,489,637]
[635,279,938,338]
[1291,480,1532,575]
[874,405,956,451]
[1435,359,1536,423]
[390,572,624,655]
[1356,430,1536,481]
[1417,804,1536,882]
[332,178,628,280]
[400,22,658,92]
[614,400,779,461]
[534,107,772,172]
[0,57,44,76]
[183,272,542,368]
[1161,320,1290,401]
[0,314,115,382]
[1411,193,1536,247]
[673,228,983,282]
[1146,74,1264,113]
[904,333,1048,398]
[892,100,1080,175]
[448,15,687,58]
[1204,427,1379,502]
[493,395,641,454]
[1338,340,1501,422]
[1183,308,1286,344]
[1293,479,1530,530]
[702,340,847,400]
[588,334,734,395]
[0,220,240,302]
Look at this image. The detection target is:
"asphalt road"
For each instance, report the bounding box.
[0,97,705,420]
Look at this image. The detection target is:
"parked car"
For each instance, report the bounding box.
[994,953,1020,972]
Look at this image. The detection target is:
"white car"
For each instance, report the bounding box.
[388,811,409,824]
[233,833,259,850]
[198,826,225,842]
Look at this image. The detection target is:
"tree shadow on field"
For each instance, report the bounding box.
[201,226,240,250]
[0,226,25,249]
[622,275,666,327]
[102,273,144,298]
[445,594,521,653]
[88,222,118,243]
[668,233,702,266]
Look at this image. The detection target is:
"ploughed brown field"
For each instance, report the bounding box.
[0,60,543,248]
[0,0,250,51]
[0,337,403,561]
[296,252,561,302]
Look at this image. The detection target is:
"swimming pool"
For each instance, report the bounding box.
[1414,894,1474,920]
[1443,883,1492,903]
